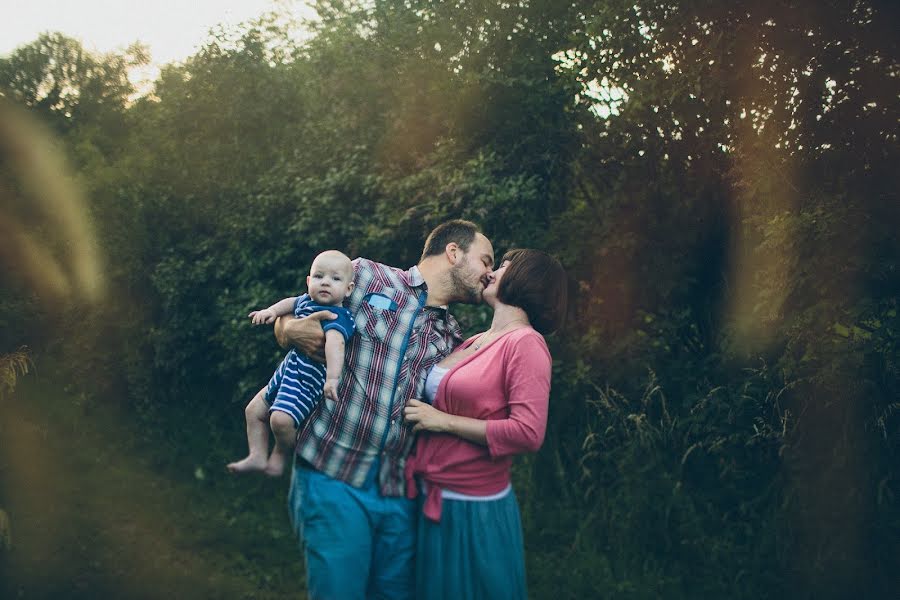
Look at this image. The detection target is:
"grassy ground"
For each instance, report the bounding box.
[0,377,305,599]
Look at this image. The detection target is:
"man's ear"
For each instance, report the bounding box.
[445,242,460,265]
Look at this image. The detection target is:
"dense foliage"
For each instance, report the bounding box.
[2,1,898,597]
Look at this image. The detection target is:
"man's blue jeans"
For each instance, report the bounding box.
[288,461,416,600]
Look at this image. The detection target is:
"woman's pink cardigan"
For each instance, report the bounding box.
[404,327,552,521]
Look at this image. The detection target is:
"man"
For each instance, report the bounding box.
[274,220,494,599]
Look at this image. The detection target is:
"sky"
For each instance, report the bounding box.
[1,0,314,65]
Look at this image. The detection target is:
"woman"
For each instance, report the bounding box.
[403,248,567,600]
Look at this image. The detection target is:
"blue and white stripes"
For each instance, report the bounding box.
[263,294,355,427]
[265,350,328,426]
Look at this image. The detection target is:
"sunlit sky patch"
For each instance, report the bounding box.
[1,0,313,65]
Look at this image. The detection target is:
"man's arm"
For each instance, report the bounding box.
[273,311,335,362]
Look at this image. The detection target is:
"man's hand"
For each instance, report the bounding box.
[323,378,339,401]
[249,308,277,325]
[274,311,334,363]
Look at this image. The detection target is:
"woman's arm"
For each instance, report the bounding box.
[404,333,552,454]
[404,399,488,445]
[484,334,551,457]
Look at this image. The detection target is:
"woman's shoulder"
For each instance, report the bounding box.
[508,326,546,341]
[500,328,551,381]
[504,327,550,355]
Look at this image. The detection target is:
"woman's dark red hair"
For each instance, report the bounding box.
[497,249,568,334]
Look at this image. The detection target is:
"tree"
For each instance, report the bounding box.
[0,32,147,142]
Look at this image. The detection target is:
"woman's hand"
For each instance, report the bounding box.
[404,399,451,433]
[406,399,490,445]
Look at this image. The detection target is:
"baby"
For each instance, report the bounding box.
[228,250,355,476]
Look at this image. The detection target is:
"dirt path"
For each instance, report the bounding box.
[0,383,305,599]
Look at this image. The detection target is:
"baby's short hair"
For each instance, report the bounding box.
[311,250,353,278]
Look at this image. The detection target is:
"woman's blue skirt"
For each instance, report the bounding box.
[415,489,527,600]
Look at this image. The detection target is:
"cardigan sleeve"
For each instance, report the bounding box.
[485,332,552,458]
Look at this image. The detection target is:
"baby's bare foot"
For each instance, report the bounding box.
[227,455,267,474]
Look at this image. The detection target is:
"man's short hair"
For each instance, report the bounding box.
[497,249,568,334]
[420,219,480,262]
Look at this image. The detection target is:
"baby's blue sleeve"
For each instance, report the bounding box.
[293,294,312,317]
[321,307,355,341]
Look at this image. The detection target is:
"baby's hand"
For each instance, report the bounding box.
[249,308,277,325]
[323,379,340,401]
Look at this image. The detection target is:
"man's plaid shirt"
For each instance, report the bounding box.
[296,258,463,496]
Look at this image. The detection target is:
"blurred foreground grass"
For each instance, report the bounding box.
[0,376,304,599]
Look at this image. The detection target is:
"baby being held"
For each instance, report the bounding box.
[227,250,355,477]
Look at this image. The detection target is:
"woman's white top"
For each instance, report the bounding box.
[424,364,449,403]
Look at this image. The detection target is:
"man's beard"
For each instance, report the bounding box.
[449,263,483,304]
